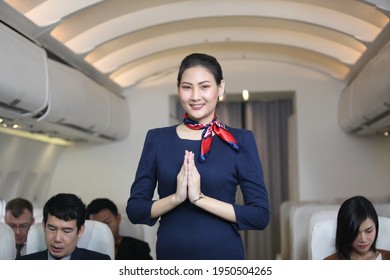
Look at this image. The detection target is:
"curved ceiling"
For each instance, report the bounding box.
[1,0,389,94]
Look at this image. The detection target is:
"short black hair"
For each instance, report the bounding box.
[86,198,119,218]
[43,193,86,231]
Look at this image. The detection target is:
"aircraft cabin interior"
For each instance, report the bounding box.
[0,0,390,260]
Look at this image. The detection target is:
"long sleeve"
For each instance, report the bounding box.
[127,129,159,226]
[232,129,270,230]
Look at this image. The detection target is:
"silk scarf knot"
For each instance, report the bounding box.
[183,113,239,162]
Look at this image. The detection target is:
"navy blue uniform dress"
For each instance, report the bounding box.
[127,125,269,260]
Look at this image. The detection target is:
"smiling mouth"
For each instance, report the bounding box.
[190,104,204,109]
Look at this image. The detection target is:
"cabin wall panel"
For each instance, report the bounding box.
[0,133,63,205]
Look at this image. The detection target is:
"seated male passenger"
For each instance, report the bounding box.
[5,198,35,257]
[16,193,111,260]
[87,198,152,260]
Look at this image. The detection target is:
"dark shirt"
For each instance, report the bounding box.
[116,236,153,260]
[15,247,111,260]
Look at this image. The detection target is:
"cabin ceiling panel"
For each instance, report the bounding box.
[50,0,385,53]
[0,0,389,95]
[87,25,365,74]
[109,43,350,88]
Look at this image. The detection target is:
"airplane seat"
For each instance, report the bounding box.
[33,207,43,223]
[279,200,327,259]
[0,198,6,222]
[25,223,46,255]
[0,221,16,260]
[279,200,299,260]
[119,215,145,240]
[26,220,115,259]
[119,213,158,260]
[309,216,390,260]
[289,203,340,259]
[375,203,390,218]
[78,220,115,259]
[307,209,338,259]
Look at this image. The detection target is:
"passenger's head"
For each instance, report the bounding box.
[43,193,86,259]
[335,195,379,259]
[177,53,225,124]
[87,198,121,240]
[5,198,35,245]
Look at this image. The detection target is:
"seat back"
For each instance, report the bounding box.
[307,209,338,259]
[310,216,390,259]
[279,200,296,260]
[279,200,324,259]
[289,203,340,259]
[78,220,115,259]
[25,223,46,254]
[0,222,16,259]
[119,213,158,259]
[119,215,145,240]
[0,198,6,222]
[26,220,115,259]
[375,203,390,218]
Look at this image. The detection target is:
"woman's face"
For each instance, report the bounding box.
[178,66,224,124]
[351,218,377,257]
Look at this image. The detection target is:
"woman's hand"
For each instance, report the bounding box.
[174,150,201,203]
[186,150,201,202]
[151,151,203,218]
[174,150,190,204]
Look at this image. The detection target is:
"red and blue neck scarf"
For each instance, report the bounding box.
[183,113,239,162]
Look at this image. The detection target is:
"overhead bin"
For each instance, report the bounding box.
[83,76,110,134]
[338,40,390,135]
[0,22,48,118]
[41,59,90,131]
[0,23,129,143]
[103,93,129,141]
[39,59,129,142]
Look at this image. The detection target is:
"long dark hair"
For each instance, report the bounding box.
[335,195,379,259]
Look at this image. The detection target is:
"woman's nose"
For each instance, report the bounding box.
[190,88,201,100]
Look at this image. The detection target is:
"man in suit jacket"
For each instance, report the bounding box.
[16,193,110,260]
[87,198,152,260]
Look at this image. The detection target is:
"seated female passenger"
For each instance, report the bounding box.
[324,195,390,260]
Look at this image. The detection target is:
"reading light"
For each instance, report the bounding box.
[242,90,249,101]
